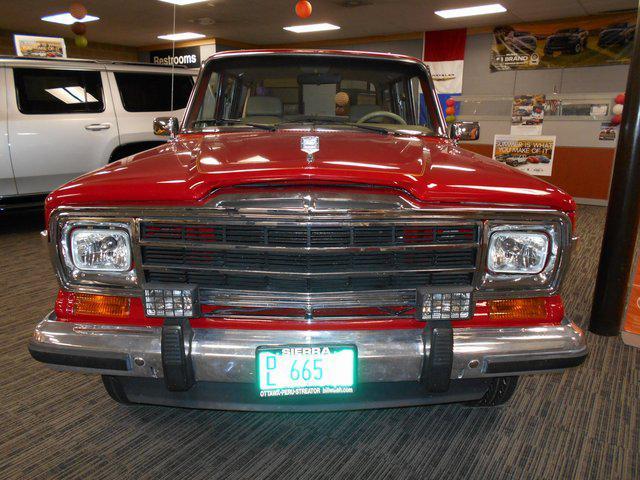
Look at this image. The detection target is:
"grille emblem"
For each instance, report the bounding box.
[301,136,320,164]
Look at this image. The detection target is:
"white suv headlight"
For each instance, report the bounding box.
[488,231,549,274]
[71,229,131,272]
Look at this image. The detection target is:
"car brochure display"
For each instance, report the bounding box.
[491,12,636,71]
[511,94,545,135]
[14,34,66,58]
[492,135,556,176]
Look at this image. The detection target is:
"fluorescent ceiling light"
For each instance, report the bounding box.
[283,23,341,33]
[157,32,206,41]
[435,3,506,19]
[158,0,209,5]
[41,13,99,25]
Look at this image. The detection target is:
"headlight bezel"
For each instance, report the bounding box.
[479,221,569,295]
[53,216,139,292]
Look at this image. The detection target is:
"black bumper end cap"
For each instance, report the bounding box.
[28,339,130,371]
[485,353,588,374]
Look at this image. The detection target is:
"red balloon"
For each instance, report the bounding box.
[615,93,625,105]
[445,97,456,107]
[295,1,312,18]
[445,106,455,115]
[69,2,87,20]
[71,22,86,36]
[611,114,622,126]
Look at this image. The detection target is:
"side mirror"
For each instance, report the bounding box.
[450,121,480,142]
[153,117,179,137]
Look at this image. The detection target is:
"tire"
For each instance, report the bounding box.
[574,42,583,54]
[465,376,519,407]
[102,375,132,405]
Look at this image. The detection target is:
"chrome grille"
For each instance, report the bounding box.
[140,222,477,247]
[141,247,476,274]
[145,270,474,293]
[138,219,481,306]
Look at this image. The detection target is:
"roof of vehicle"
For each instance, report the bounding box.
[204,49,425,65]
[0,55,197,73]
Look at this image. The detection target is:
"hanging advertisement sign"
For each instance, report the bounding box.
[14,34,66,58]
[511,94,545,135]
[492,135,556,176]
[491,12,636,71]
[423,29,466,116]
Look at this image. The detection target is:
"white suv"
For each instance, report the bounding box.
[0,56,196,210]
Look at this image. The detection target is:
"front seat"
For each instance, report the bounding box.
[244,96,283,124]
[349,104,382,122]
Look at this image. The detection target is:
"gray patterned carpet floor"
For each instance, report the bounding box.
[0,205,638,480]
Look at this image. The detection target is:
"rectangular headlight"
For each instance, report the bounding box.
[488,231,549,274]
[481,221,569,294]
[71,228,131,272]
[55,219,137,289]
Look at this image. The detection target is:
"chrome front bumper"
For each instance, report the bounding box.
[30,311,587,383]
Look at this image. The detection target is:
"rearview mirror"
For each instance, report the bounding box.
[153,117,179,137]
[450,121,480,142]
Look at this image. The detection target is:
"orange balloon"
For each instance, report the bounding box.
[295,1,312,19]
[70,2,87,20]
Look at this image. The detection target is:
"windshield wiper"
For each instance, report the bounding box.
[285,116,397,136]
[194,118,277,132]
[345,122,399,136]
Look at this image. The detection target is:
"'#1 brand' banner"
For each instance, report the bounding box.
[491,12,636,71]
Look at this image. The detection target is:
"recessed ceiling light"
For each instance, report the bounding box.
[283,23,341,33]
[158,32,206,41]
[41,13,99,25]
[158,0,209,5]
[435,3,506,19]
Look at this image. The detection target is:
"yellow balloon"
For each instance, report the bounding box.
[74,35,88,48]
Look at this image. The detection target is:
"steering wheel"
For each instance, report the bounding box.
[357,111,407,125]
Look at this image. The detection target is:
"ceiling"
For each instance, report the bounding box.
[0,0,637,47]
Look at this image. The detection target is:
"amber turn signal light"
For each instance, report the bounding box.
[488,298,547,321]
[73,293,130,318]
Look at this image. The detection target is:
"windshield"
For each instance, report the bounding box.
[185,54,444,136]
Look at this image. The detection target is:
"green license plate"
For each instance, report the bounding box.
[256,345,357,398]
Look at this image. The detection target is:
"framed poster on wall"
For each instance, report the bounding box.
[492,135,556,176]
[14,34,66,58]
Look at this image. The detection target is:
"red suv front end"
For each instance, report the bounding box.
[29,50,586,410]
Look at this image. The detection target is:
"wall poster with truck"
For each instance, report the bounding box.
[491,12,636,71]
[492,135,556,176]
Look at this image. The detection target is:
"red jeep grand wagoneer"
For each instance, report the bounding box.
[29,50,586,411]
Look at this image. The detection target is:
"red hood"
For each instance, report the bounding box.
[46,129,575,218]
